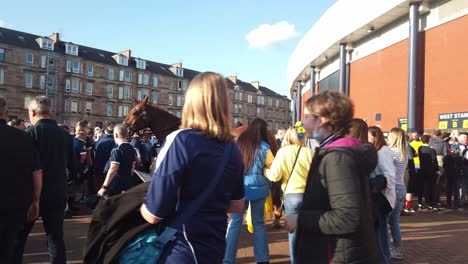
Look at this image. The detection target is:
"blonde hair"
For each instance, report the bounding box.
[387,127,408,161]
[181,72,234,142]
[282,126,306,147]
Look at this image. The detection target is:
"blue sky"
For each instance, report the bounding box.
[0,0,334,98]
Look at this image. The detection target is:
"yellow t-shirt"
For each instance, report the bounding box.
[410,140,423,165]
[264,145,314,194]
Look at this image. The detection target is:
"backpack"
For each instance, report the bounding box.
[83,183,151,264]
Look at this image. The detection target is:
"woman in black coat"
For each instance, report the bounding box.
[285,91,378,264]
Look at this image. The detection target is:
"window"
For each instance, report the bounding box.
[106,103,113,116]
[85,102,92,113]
[64,99,70,112]
[40,75,45,89]
[234,104,242,114]
[65,44,78,56]
[143,74,149,85]
[182,81,188,91]
[136,59,146,70]
[40,55,46,68]
[118,105,129,117]
[152,76,159,87]
[124,87,131,100]
[26,53,34,66]
[71,100,78,113]
[257,107,263,117]
[87,64,93,77]
[118,87,124,99]
[176,95,182,107]
[137,89,149,101]
[234,85,240,91]
[71,79,79,93]
[107,85,113,98]
[118,56,128,66]
[119,70,124,81]
[257,96,264,105]
[0,69,4,84]
[168,94,173,106]
[248,95,253,103]
[176,111,181,118]
[108,68,114,80]
[25,73,33,88]
[177,80,182,91]
[169,80,174,90]
[39,39,54,50]
[276,99,279,108]
[124,71,131,82]
[24,96,32,109]
[235,92,243,101]
[0,48,4,62]
[65,79,71,92]
[72,61,80,73]
[138,73,143,84]
[151,91,158,104]
[66,60,71,72]
[175,68,183,77]
[86,83,93,96]
[268,98,273,106]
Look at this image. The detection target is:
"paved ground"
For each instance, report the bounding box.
[23,206,468,264]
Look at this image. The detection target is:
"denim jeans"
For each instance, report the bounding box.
[223,199,269,264]
[13,209,66,264]
[376,213,390,264]
[284,193,303,264]
[389,184,406,248]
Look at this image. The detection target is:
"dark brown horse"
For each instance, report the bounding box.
[124,96,181,143]
[232,125,282,221]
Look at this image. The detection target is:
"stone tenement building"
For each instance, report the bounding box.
[0,27,291,131]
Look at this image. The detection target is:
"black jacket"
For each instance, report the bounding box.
[83,183,151,264]
[296,140,378,264]
[0,119,36,212]
[27,119,74,210]
[419,145,439,176]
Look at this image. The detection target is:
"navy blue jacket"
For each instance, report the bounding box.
[94,134,115,172]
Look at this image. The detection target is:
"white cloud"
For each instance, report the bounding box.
[245,21,301,49]
[0,20,7,28]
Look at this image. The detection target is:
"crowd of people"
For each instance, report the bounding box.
[0,95,160,263]
[1,71,468,264]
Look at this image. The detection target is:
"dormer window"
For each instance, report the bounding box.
[65,43,78,56]
[136,59,146,70]
[257,91,262,95]
[37,37,54,51]
[119,56,128,66]
[113,54,129,66]
[176,68,183,77]
[234,85,240,91]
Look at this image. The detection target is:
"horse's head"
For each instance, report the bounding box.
[124,96,151,135]
[124,96,182,143]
